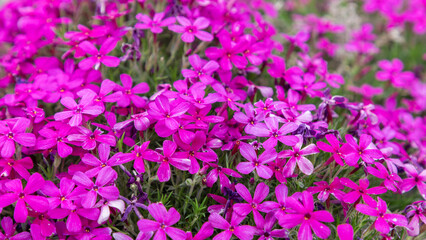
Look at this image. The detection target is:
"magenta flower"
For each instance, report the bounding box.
[290,73,326,98]
[316,134,345,166]
[278,191,334,240]
[236,142,277,179]
[248,117,299,149]
[48,205,100,233]
[67,127,116,150]
[135,12,175,34]
[208,213,256,240]
[41,177,76,210]
[0,118,35,158]
[233,182,270,224]
[356,197,408,234]
[337,224,353,240]
[280,136,319,176]
[340,134,383,166]
[169,16,213,43]
[137,203,186,240]
[205,33,248,70]
[72,167,119,208]
[82,143,130,177]
[262,184,290,218]
[78,38,120,70]
[153,140,191,182]
[37,123,73,158]
[267,56,303,82]
[0,157,33,180]
[376,58,416,88]
[78,80,122,110]
[0,217,31,240]
[400,164,426,199]
[121,141,159,174]
[115,74,149,108]
[205,163,242,188]
[174,131,217,174]
[255,212,288,240]
[406,202,426,236]
[0,173,49,223]
[181,54,219,85]
[148,95,190,133]
[54,92,103,127]
[366,162,402,193]
[307,178,345,202]
[64,24,108,42]
[340,178,387,207]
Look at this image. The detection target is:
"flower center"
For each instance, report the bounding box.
[304,213,311,220]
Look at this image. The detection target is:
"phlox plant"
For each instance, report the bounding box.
[0,0,425,240]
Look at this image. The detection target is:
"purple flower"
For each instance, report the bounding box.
[137,203,186,240]
[54,92,103,127]
[115,74,149,108]
[169,16,213,43]
[205,163,242,188]
[41,177,76,210]
[340,134,383,166]
[278,191,334,240]
[148,95,190,134]
[280,136,319,176]
[72,167,119,208]
[406,201,426,236]
[208,213,256,240]
[340,178,387,207]
[0,118,36,158]
[135,12,175,34]
[236,142,277,179]
[78,38,121,70]
[0,173,49,223]
[233,103,265,133]
[366,162,402,193]
[356,197,408,234]
[182,54,219,85]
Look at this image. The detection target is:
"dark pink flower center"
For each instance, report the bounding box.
[304,213,311,220]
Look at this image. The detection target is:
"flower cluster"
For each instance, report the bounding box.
[0,0,425,240]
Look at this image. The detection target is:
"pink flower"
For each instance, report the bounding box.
[307,178,345,202]
[82,143,130,177]
[340,178,387,207]
[233,183,270,224]
[0,156,33,180]
[153,140,191,182]
[236,142,277,179]
[54,92,103,127]
[208,213,256,240]
[205,163,242,188]
[400,164,426,199]
[169,16,213,43]
[316,134,345,166]
[340,134,383,166]
[337,224,353,240]
[278,191,334,240]
[36,122,73,158]
[72,167,119,208]
[115,74,149,108]
[121,141,159,174]
[356,197,408,234]
[205,33,248,70]
[366,162,402,193]
[255,212,288,240]
[67,127,116,150]
[0,173,49,223]
[280,136,319,176]
[0,118,36,158]
[376,58,416,88]
[137,203,186,240]
[0,217,31,240]
[135,12,175,34]
[247,117,299,149]
[78,38,121,70]
[182,54,219,85]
